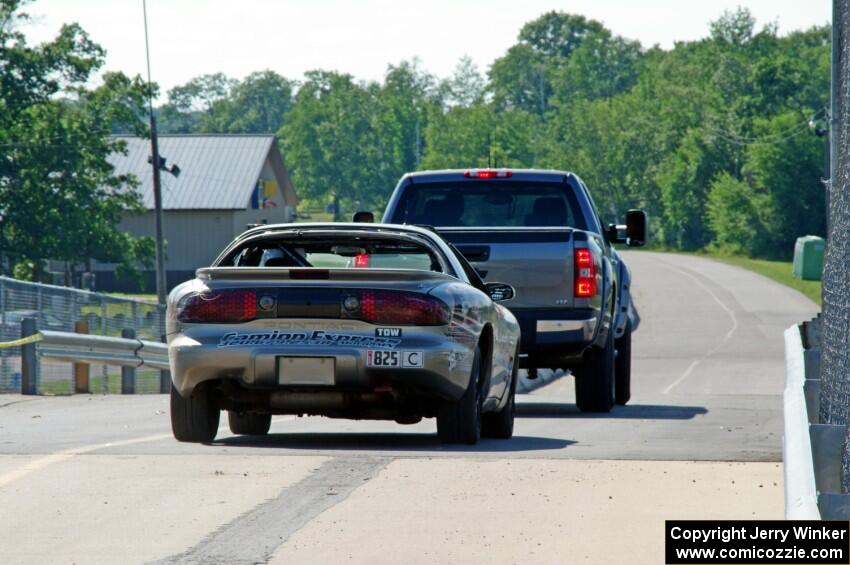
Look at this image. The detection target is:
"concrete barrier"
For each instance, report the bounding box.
[783,324,820,519]
[784,317,850,519]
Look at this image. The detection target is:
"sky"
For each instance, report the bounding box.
[20,0,832,100]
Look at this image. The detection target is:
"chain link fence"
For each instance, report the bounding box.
[0,276,165,395]
[820,0,850,426]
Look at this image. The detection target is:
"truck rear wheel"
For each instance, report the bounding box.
[575,327,615,413]
[437,347,483,445]
[615,320,632,405]
[228,411,272,435]
[170,383,220,443]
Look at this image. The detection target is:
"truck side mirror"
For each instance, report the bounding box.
[353,211,374,223]
[625,209,647,247]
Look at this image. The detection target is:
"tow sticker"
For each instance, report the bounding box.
[366,350,424,368]
[375,327,402,338]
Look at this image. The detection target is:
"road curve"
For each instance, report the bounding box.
[0,252,818,564]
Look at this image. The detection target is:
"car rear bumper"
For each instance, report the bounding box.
[168,333,473,401]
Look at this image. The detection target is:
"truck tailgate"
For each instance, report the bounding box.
[437,228,574,310]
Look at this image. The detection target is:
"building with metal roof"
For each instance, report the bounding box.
[93,134,298,291]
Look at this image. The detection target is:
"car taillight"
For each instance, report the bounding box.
[463,169,512,179]
[574,248,597,298]
[342,290,450,325]
[177,289,257,323]
[354,253,370,268]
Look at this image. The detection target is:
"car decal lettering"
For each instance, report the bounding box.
[217,330,401,349]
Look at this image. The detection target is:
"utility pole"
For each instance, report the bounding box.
[143,0,167,304]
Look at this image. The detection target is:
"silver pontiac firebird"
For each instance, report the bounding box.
[166,223,521,445]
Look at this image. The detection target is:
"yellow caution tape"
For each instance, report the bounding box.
[0,333,43,349]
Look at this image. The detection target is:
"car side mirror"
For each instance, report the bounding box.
[625,209,647,247]
[485,282,515,302]
[353,211,374,223]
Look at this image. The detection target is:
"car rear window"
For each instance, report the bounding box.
[220,236,442,272]
[392,181,588,229]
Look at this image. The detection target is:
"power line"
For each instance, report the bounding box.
[704,109,826,146]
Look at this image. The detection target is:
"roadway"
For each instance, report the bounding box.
[0,252,818,564]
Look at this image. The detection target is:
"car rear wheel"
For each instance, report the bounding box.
[437,346,483,445]
[227,411,272,435]
[615,320,632,405]
[575,326,615,413]
[170,383,220,443]
[482,346,518,439]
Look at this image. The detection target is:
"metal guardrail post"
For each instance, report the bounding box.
[100,300,107,393]
[0,278,8,387]
[73,320,90,393]
[121,328,136,394]
[160,369,171,394]
[20,318,38,395]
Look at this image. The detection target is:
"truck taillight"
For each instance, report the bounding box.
[574,248,597,298]
[177,289,258,323]
[343,290,450,325]
[354,253,370,268]
[463,169,513,179]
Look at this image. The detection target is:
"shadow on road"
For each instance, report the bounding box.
[517,402,708,420]
[214,433,575,453]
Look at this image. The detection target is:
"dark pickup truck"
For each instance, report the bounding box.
[382,169,646,412]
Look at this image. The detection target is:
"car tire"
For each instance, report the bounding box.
[437,346,483,445]
[482,347,518,439]
[170,383,220,443]
[227,411,272,435]
[575,326,615,413]
[614,320,632,406]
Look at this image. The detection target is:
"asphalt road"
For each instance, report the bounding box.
[0,252,818,564]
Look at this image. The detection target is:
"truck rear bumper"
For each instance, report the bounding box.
[512,308,601,369]
[536,318,596,340]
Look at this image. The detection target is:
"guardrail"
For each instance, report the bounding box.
[11,317,171,395]
[784,315,850,519]
[36,330,169,370]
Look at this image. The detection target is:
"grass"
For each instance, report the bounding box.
[38,369,164,395]
[107,292,158,303]
[701,253,821,305]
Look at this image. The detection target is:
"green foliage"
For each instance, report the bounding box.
[146,7,827,260]
[706,172,764,255]
[0,0,154,282]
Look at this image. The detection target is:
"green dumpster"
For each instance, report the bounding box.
[793,235,825,281]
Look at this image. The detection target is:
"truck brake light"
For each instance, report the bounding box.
[574,248,597,298]
[354,253,370,268]
[463,169,512,179]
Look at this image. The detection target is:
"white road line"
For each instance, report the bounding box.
[661,360,700,396]
[658,261,740,395]
[0,414,297,488]
[0,432,173,489]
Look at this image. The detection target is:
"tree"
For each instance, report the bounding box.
[280,71,380,218]
[0,0,154,281]
[203,70,295,133]
[489,12,612,113]
[157,72,236,133]
[441,56,486,107]
[421,105,539,170]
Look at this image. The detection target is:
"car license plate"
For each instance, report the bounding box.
[278,357,335,385]
[366,350,424,368]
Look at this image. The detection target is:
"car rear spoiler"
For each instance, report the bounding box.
[195,267,460,284]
